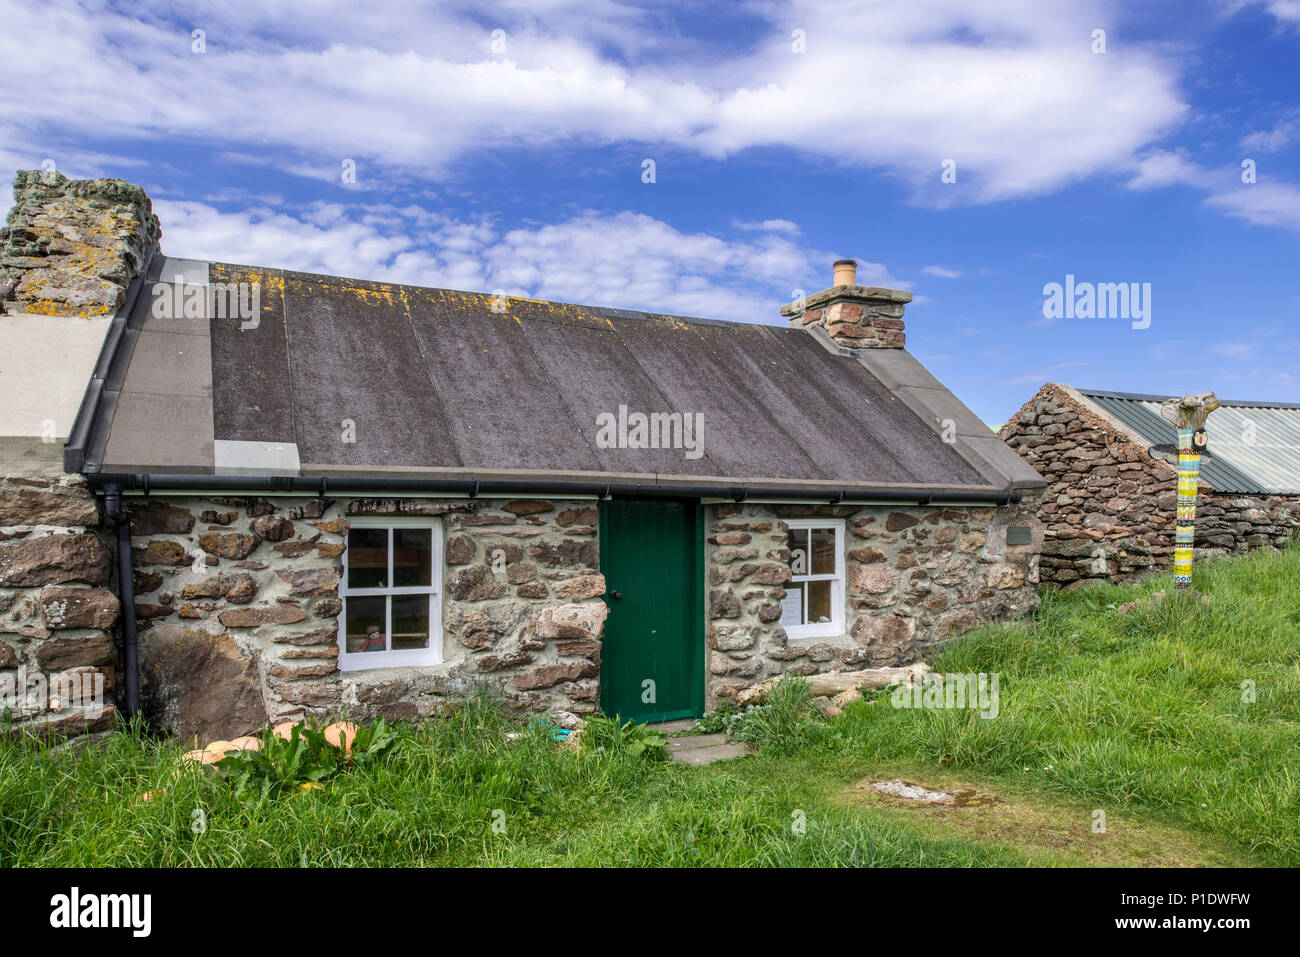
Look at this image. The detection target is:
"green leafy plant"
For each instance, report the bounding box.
[579,714,667,760]
[212,718,399,798]
[691,703,742,735]
[347,719,400,766]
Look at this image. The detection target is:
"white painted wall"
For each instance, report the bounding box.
[0,313,109,439]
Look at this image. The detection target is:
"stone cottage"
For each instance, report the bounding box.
[0,171,1045,743]
[1000,383,1300,588]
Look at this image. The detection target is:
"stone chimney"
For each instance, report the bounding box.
[1,169,160,317]
[781,258,911,349]
[0,170,161,443]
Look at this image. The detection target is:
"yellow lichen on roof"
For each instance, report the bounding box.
[331,280,396,307]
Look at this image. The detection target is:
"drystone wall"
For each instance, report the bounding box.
[704,498,1043,708]
[0,441,119,736]
[126,495,607,744]
[1000,384,1300,587]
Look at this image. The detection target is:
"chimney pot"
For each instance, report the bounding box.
[833,258,857,288]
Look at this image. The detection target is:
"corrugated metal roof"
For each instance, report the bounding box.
[1080,390,1300,495]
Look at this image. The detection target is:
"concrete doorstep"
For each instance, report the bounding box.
[655,726,753,766]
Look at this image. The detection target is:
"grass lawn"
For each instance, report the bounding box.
[2,545,1297,867]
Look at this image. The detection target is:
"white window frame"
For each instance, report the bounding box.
[782,518,846,640]
[338,516,443,671]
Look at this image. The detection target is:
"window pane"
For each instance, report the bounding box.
[390,594,430,650]
[393,527,432,586]
[346,596,387,653]
[786,528,810,576]
[780,580,805,627]
[348,528,388,589]
[807,579,833,625]
[811,527,837,575]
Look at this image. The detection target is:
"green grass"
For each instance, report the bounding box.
[2,545,1297,867]
[0,696,1019,867]
[825,544,1300,863]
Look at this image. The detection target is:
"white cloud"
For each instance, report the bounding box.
[1125,150,1300,233]
[1240,110,1300,152]
[1204,181,1300,231]
[922,265,963,278]
[733,219,801,234]
[1271,0,1300,22]
[152,198,890,323]
[1211,341,1257,358]
[1221,0,1300,26]
[1124,150,1215,191]
[0,0,1189,205]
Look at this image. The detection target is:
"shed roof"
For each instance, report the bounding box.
[1080,389,1300,495]
[68,253,1044,499]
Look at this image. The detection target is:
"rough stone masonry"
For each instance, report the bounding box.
[704,499,1042,708]
[780,284,911,349]
[0,440,119,736]
[1000,383,1300,588]
[0,169,160,316]
[124,495,608,744]
[124,493,1041,738]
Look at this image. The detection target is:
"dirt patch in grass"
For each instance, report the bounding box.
[867,779,998,807]
[837,770,1253,867]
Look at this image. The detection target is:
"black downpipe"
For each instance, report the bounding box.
[102,484,140,719]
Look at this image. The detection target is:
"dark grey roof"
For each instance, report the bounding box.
[69,253,1044,497]
[1080,389,1300,495]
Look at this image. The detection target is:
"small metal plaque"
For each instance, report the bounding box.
[1006,526,1032,546]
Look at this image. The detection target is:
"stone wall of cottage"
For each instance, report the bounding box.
[6,463,1053,738]
[126,495,606,744]
[1000,384,1300,588]
[0,443,120,736]
[704,498,1042,708]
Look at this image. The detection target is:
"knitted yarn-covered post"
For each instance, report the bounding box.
[1173,425,1202,585]
[1158,393,1220,588]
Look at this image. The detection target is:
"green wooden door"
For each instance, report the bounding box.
[598,499,704,724]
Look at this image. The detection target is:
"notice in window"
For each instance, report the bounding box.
[780,589,803,627]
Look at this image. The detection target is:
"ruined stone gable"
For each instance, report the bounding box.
[1000,384,1300,588]
[1,170,160,317]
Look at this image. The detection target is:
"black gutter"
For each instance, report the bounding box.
[101,484,140,720]
[85,471,1022,505]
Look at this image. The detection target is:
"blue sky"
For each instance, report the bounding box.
[4,0,1299,426]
